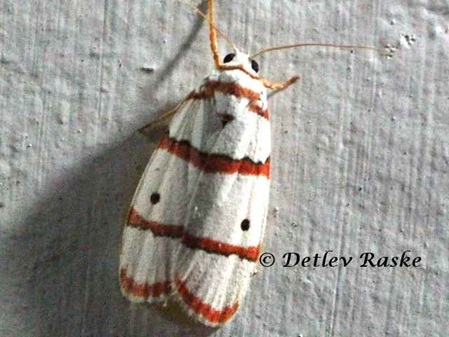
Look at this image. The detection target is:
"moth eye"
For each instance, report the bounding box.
[150,192,160,205]
[251,60,259,73]
[223,53,235,63]
[241,219,250,231]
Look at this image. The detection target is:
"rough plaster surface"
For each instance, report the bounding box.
[1,0,448,336]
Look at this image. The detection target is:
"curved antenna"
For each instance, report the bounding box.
[178,0,237,51]
[251,43,378,59]
[207,0,220,68]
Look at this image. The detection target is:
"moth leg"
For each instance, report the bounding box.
[262,76,300,90]
[138,99,188,133]
[217,64,244,71]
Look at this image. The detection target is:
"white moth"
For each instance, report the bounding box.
[119,0,376,326]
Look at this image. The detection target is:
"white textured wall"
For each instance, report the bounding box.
[1,0,448,336]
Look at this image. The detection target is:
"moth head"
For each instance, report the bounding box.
[222,50,259,76]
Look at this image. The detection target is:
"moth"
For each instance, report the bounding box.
[119,0,376,326]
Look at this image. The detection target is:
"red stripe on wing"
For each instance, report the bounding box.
[182,232,260,262]
[158,134,270,178]
[128,207,183,238]
[120,268,173,298]
[127,208,260,262]
[187,80,269,119]
[175,277,239,325]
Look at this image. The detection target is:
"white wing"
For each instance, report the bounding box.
[120,68,270,326]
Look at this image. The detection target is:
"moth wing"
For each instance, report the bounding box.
[119,97,216,302]
[173,83,271,326]
[175,171,270,326]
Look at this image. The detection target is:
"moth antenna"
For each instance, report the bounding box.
[250,43,380,59]
[178,0,238,62]
[253,43,383,90]
[207,0,221,68]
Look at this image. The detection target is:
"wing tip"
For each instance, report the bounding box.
[172,276,240,327]
[118,268,241,326]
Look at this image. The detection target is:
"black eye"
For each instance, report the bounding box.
[251,60,259,73]
[223,53,235,63]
